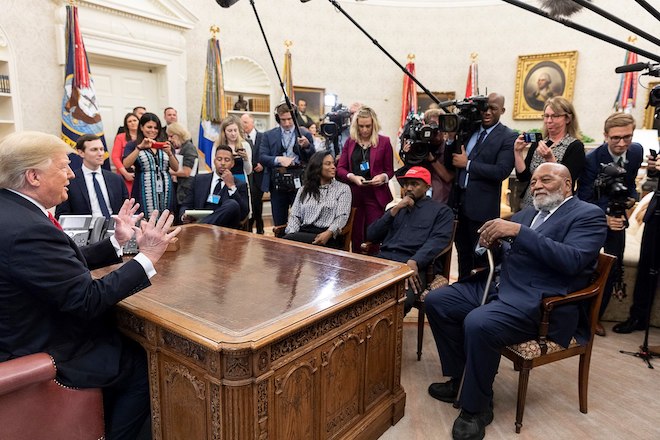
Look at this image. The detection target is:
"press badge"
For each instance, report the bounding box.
[294,177,302,189]
[360,161,370,172]
[206,194,220,204]
[156,180,164,193]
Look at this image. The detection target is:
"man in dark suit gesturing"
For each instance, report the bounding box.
[452,93,517,279]
[179,145,249,228]
[424,163,606,440]
[55,134,128,218]
[0,131,180,440]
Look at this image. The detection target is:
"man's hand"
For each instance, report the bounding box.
[254,163,264,173]
[278,156,295,167]
[452,145,468,168]
[135,210,181,265]
[390,195,415,217]
[606,215,626,231]
[312,230,333,246]
[405,259,422,295]
[478,218,521,248]
[648,153,658,171]
[297,136,311,149]
[113,199,143,246]
[220,169,236,189]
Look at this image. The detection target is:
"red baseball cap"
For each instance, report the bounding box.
[397,166,431,185]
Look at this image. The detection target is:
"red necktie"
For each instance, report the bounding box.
[48,212,63,231]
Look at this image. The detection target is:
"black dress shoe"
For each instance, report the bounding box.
[452,408,494,440]
[428,378,459,403]
[612,317,646,334]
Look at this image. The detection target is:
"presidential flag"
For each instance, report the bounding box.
[61,5,109,169]
[465,55,479,98]
[614,49,638,113]
[199,36,226,170]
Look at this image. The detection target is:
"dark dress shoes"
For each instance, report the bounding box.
[452,408,494,440]
[612,317,646,334]
[428,378,459,403]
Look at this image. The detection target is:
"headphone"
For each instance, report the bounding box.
[274,102,297,124]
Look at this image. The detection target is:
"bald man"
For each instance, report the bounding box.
[425,163,606,440]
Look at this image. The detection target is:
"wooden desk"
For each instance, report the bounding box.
[100,225,411,440]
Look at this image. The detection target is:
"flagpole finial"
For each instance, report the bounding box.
[627,35,637,44]
[284,40,293,52]
[407,53,415,62]
[470,52,478,62]
[210,25,220,38]
[67,0,78,6]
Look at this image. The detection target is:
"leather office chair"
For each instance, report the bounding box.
[0,352,105,440]
[273,208,357,252]
[500,253,615,433]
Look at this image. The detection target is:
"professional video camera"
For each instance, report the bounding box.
[320,104,351,156]
[400,114,440,166]
[593,162,631,219]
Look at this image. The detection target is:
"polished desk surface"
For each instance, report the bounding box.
[96,224,411,351]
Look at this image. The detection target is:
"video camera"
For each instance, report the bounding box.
[594,162,631,219]
[320,103,351,156]
[400,114,440,166]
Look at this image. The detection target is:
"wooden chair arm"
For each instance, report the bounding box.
[360,241,377,255]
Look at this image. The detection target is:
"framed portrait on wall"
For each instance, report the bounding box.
[417,91,456,113]
[643,82,659,131]
[293,86,325,125]
[513,51,578,119]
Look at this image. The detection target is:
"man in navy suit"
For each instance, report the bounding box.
[179,145,249,228]
[451,93,517,279]
[425,163,606,440]
[260,103,315,226]
[56,134,128,218]
[241,113,266,234]
[0,131,181,440]
[577,113,643,335]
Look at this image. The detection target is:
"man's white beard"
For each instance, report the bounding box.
[533,190,565,211]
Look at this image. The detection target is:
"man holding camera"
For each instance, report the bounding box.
[452,92,517,279]
[577,113,643,336]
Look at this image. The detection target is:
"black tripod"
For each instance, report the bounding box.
[620,189,660,368]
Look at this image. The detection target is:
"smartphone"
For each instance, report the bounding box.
[650,149,657,158]
[152,141,167,149]
[523,132,542,143]
[362,179,373,184]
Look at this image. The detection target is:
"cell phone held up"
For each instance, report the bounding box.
[523,132,542,143]
[152,141,167,149]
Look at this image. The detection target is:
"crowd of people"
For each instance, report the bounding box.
[2,91,658,440]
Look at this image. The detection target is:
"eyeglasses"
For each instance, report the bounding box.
[609,134,633,143]
[542,113,566,120]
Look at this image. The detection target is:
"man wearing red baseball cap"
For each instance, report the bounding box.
[367,166,454,314]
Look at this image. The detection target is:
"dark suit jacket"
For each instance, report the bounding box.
[498,197,606,346]
[179,172,249,220]
[577,142,643,211]
[249,130,265,191]
[259,127,315,193]
[460,123,516,222]
[337,135,395,208]
[55,168,128,218]
[0,189,150,387]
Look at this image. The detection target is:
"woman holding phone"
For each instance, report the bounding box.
[337,105,394,252]
[123,112,178,217]
[214,116,253,184]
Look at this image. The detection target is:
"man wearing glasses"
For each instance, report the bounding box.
[577,113,643,336]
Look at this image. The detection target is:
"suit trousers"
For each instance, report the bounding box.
[249,173,265,233]
[630,212,660,322]
[270,188,298,227]
[201,199,241,228]
[600,227,625,318]
[455,208,486,280]
[425,282,537,413]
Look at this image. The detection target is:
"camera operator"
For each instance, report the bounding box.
[577,113,642,336]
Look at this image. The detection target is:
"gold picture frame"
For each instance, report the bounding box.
[643,81,659,130]
[293,86,325,125]
[417,91,456,113]
[513,51,578,120]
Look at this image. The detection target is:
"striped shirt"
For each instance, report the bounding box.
[285,179,352,236]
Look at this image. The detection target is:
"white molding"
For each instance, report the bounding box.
[223,56,272,95]
[78,0,197,30]
[343,0,503,7]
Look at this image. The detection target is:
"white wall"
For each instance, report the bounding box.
[0,0,657,144]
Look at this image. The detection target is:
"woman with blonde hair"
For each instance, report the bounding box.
[214,115,252,184]
[514,96,585,209]
[337,105,394,252]
[166,122,198,207]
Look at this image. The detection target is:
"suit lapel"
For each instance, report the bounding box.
[536,197,578,231]
[75,170,92,211]
[469,125,500,161]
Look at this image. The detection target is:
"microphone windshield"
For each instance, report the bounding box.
[215,0,241,7]
[615,62,649,74]
[539,0,589,17]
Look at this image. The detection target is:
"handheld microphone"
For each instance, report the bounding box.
[215,0,241,7]
[615,62,651,74]
[539,0,589,17]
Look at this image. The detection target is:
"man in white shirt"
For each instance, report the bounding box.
[56,134,128,218]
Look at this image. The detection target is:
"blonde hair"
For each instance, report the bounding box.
[543,96,580,139]
[0,131,69,190]
[604,112,636,133]
[166,122,191,141]
[215,115,245,147]
[350,106,381,147]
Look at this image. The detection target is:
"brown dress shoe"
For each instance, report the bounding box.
[595,321,606,337]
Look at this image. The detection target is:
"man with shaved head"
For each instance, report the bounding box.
[425,163,606,440]
[451,92,517,280]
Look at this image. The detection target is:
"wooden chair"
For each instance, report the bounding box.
[0,353,105,440]
[500,253,615,433]
[273,208,357,252]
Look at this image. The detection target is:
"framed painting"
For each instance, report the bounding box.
[293,86,325,125]
[417,91,456,113]
[513,51,578,119]
[643,81,659,131]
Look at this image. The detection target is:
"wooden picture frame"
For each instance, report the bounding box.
[643,81,659,130]
[417,91,456,113]
[293,86,325,125]
[513,51,578,120]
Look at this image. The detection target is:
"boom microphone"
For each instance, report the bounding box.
[615,62,651,73]
[215,0,241,7]
[539,0,589,17]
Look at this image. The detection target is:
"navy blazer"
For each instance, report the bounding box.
[179,172,249,220]
[0,189,150,387]
[461,123,516,222]
[55,168,128,218]
[577,142,643,211]
[258,127,315,193]
[498,197,606,346]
